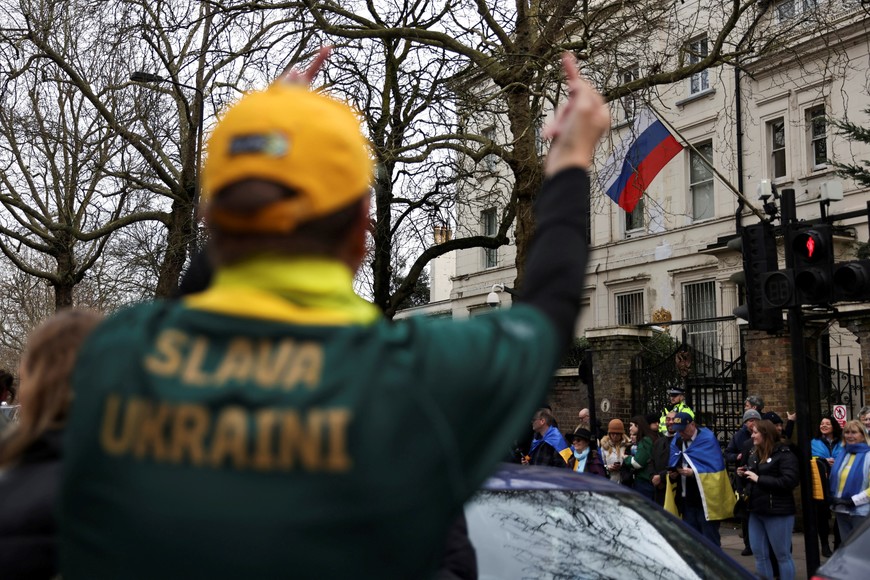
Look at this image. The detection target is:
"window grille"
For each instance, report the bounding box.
[683,281,717,354]
[616,291,644,325]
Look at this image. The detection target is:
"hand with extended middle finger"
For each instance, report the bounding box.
[543,52,610,176]
[275,46,332,87]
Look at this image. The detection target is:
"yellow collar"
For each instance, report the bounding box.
[184,256,381,326]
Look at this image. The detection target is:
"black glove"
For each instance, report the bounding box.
[831,497,856,508]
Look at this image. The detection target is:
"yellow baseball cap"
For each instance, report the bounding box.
[202,83,372,232]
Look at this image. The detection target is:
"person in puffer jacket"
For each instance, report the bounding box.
[738,419,799,580]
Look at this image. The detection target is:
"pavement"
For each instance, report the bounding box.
[720,521,831,579]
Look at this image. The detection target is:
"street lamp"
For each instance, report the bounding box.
[129,71,204,206]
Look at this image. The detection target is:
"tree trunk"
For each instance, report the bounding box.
[505,88,543,291]
[155,196,195,298]
[54,283,74,310]
[372,171,393,313]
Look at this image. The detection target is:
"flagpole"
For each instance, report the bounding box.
[648,105,765,221]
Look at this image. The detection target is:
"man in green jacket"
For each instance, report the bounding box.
[59,51,609,579]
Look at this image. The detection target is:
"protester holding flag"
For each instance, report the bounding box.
[524,408,572,468]
[668,413,736,547]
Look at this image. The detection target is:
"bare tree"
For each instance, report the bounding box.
[0,0,316,301]
[321,37,506,316]
[0,9,163,309]
[299,0,778,289]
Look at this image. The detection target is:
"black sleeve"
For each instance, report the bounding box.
[783,420,794,440]
[758,450,799,491]
[724,431,741,463]
[518,168,589,350]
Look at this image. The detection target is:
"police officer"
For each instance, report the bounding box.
[58,50,610,579]
[659,387,694,434]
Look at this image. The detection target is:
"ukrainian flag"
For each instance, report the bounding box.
[668,429,736,521]
[531,426,573,465]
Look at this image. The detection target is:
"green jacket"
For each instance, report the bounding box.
[59,258,560,580]
[625,435,654,482]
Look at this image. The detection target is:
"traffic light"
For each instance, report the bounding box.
[790,224,834,306]
[760,269,795,310]
[730,222,783,331]
[833,260,870,302]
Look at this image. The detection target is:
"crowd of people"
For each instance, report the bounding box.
[514,395,870,580]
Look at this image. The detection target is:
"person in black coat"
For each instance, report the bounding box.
[650,411,676,506]
[737,419,799,580]
[0,309,102,580]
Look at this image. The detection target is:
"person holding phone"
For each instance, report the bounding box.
[599,419,630,483]
[739,419,799,580]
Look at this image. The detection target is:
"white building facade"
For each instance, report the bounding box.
[397,4,870,369]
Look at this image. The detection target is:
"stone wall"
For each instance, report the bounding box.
[583,327,653,428]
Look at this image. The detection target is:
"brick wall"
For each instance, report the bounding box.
[743,329,795,415]
[547,371,583,433]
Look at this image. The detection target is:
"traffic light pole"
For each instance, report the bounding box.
[788,307,820,576]
[781,189,820,576]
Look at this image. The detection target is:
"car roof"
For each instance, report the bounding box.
[482,462,635,492]
[476,463,755,580]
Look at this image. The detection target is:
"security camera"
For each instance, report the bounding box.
[486,290,501,308]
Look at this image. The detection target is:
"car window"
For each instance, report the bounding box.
[465,489,745,580]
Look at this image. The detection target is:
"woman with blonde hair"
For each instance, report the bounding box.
[0,308,102,579]
[829,419,870,540]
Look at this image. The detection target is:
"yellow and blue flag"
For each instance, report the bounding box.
[531,426,573,465]
[668,428,736,521]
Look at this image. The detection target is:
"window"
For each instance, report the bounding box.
[482,207,498,268]
[768,117,787,179]
[482,126,497,171]
[683,281,717,354]
[690,141,714,221]
[688,36,709,95]
[807,105,827,170]
[775,0,817,23]
[625,196,644,233]
[620,65,640,121]
[616,291,644,325]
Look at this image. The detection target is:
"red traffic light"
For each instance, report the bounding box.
[792,231,827,262]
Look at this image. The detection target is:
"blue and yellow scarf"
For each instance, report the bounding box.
[831,443,870,498]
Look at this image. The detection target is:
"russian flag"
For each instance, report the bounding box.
[599,108,683,213]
